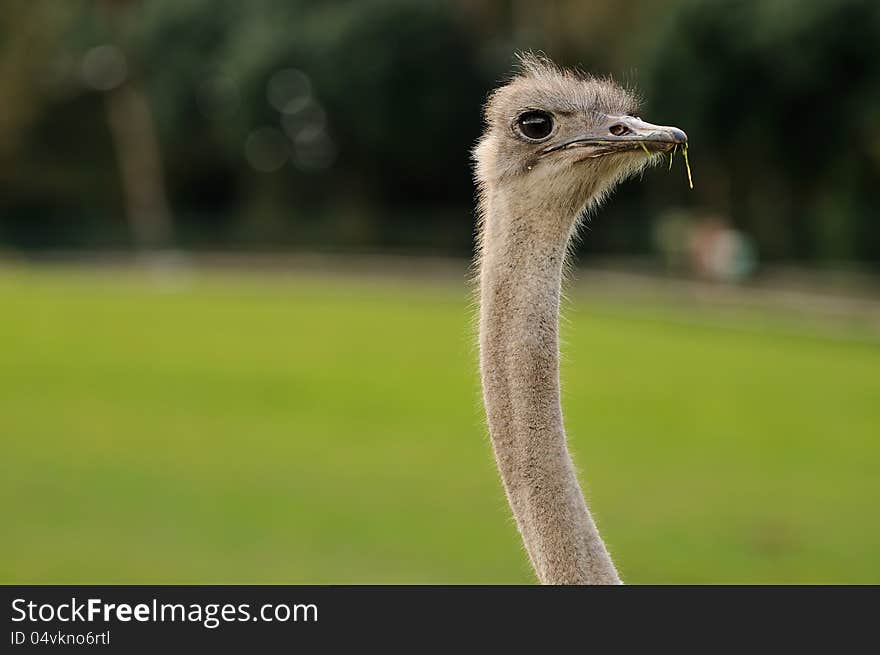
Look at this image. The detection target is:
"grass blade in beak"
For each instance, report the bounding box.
[682,143,694,189]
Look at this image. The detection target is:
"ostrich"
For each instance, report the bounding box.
[474,55,687,585]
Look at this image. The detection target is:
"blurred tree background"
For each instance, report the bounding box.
[1,0,878,269]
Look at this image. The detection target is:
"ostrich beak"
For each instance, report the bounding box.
[542,115,687,156]
[608,115,688,148]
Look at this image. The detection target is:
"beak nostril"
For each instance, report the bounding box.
[609,124,631,137]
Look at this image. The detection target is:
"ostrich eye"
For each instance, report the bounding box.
[516,110,553,141]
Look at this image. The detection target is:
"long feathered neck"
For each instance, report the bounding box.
[477,178,621,585]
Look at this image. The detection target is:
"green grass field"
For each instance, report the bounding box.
[1,264,878,583]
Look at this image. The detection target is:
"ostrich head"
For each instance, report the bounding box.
[474,54,687,226]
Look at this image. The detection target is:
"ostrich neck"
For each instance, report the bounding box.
[478,187,621,585]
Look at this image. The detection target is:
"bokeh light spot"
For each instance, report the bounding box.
[81,45,127,91]
[267,68,312,114]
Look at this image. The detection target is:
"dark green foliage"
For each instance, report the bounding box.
[1,0,879,264]
[125,0,486,249]
[643,0,880,263]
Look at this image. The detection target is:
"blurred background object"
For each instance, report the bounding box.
[1,0,879,584]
